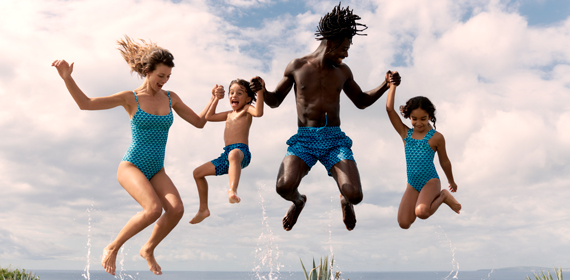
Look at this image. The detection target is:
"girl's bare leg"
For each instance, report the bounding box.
[102,162,163,276]
[397,184,420,229]
[189,162,216,224]
[415,178,461,219]
[227,149,244,204]
[139,168,184,275]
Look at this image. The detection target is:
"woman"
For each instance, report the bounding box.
[52,36,222,275]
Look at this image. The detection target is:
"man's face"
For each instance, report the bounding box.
[326,37,351,66]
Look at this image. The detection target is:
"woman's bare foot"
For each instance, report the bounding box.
[189,209,210,224]
[101,245,118,275]
[140,247,162,275]
[229,189,241,204]
[441,189,461,214]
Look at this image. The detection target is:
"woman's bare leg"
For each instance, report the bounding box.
[138,168,184,275]
[102,162,163,276]
[189,162,216,224]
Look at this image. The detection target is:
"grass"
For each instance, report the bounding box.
[525,268,563,280]
[300,256,343,280]
[0,266,40,280]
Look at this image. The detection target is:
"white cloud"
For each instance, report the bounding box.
[1,0,569,275]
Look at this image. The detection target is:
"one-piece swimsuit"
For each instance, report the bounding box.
[405,128,439,192]
[122,91,173,180]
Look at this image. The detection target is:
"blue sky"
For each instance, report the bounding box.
[0,0,569,277]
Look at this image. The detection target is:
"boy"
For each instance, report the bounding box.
[189,77,264,224]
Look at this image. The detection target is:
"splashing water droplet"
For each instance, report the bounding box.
[252,184,282,280]
[82,205,93,280]
[437,225,459,280]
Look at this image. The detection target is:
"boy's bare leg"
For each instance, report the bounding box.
[227,149,244,204]
[139,169,184,275]
[276,155,310,231]
[330,160,363,231]
[189,162,216,224]
[102,162,163,276]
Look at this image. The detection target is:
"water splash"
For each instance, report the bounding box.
[82,205,93,280]
[437,225,459,280]
[252,185,281,280]
[487,268,495,279]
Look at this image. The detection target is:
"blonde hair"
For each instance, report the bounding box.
[117,36,174,78]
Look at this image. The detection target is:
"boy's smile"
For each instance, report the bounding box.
[229,84,251,110]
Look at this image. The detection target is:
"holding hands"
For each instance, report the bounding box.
[386,70,401,87]
[249,76,265,93]
[212,84,225,99]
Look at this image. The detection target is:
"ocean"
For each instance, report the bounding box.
[33,269,546,280]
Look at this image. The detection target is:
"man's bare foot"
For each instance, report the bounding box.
[283,195,307,231]
[229,189,241,204]
[189,209,210,224]
[140,247,162,275]
[441,189,462,214]
[101,245,118,275]
[340,195,357,231]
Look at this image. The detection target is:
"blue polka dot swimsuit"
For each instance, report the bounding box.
[285,126,354,176]
[211,143,252,176]
[405,128,439,192]
[122,91,173,180]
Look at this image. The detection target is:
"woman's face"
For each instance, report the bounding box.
[147,63,172,92]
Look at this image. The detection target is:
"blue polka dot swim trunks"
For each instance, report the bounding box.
[211,143,252,176]
[285,126,355,176]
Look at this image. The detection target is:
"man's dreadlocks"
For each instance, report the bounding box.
[315,2,367,41]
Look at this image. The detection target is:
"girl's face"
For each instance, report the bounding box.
[147,63,172,92]
[228,83,251,110]
[410,108,430,132]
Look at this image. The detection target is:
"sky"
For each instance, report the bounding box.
[0,0,569,276]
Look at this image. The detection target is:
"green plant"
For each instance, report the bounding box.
[0,266,40,280]
[525,267,563,280]
[300,256,343,280]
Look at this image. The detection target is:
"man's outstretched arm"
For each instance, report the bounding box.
[250,60,297,108]
[343,68,401,109]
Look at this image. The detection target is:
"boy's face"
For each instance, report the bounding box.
[229,83,252,110]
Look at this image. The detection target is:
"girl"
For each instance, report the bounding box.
[385,71,461,229]
[52,36,223,275]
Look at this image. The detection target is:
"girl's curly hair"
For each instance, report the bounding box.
[315,2,367,41]
[117,36,174,78]
[400,96,437,129]
[229,79,257,104]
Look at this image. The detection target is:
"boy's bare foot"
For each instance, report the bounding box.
[441,189,461,214]
[140,247,162,275]
[340,195,357,231]
[228,190,241,204]
[101,245,118,275]
[189,209,210,224]
[283,195,307,231]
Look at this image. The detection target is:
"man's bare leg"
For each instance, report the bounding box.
[276,155,310,231]
[330,160,363,231]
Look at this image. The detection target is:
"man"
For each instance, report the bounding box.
[251,3,401,231]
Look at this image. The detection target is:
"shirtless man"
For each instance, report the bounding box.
[250,4,401,231]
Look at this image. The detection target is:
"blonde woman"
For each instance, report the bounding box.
[52,36,223,275]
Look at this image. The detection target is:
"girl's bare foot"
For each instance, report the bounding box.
[101,245,118,275]
[441,189,461,214]
[189,209,210,224]
[228,189,241,204]
[140,246,162,275]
